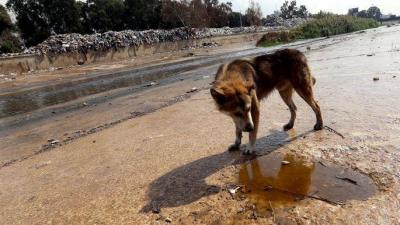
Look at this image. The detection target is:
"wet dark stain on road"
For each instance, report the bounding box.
[239,152,377,212]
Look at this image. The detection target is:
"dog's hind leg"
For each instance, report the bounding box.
[279,86,297,131]
[294,84,323,131]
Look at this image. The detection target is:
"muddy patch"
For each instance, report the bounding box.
[238,152,377,213]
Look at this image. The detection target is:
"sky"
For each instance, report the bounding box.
[1,0,399,16]
[223,0,400,16]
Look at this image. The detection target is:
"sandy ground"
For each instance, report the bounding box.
[1,25,400,225]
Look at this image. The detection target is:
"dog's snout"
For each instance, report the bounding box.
[244,123,254,132]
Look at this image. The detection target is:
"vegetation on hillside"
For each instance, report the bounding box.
[297,13,379,39]
[5,0,263,47]
[1,0,384,52]
[0,4,22,53]
[257,12,379,47]
[347,6,382,20]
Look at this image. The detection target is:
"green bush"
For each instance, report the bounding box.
[0,31,22,54]
[257,14,379,47]
[0,4,13,34]
[296,14,379,39]
[257,30,300,47]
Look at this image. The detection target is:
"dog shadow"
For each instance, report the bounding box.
[140,129,313,213]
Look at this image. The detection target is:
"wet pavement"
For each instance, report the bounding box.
[0,38,322,119]
[1,25,400,225]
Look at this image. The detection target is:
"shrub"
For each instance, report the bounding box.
[257,30,300,47]
[257,14,379,47]
[296,14,379,39]
[0,31,22,54]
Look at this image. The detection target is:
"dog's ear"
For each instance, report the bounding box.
[210,88,226,105]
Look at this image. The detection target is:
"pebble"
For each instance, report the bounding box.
[47,139,60,145]
[146,82,157,87]
[187,87,199,93]
[237,207,245,213]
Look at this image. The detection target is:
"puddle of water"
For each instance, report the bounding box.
[239,152,377,211]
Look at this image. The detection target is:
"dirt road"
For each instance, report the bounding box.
[1,26,400,225]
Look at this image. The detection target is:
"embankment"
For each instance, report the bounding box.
[0,31,267,75]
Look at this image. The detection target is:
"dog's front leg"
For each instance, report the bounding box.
[244,94,260,155]
[228,125,242,152]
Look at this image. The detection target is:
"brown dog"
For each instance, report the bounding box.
[210,49,323,154]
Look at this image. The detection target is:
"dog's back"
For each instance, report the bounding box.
[251,49,315,99]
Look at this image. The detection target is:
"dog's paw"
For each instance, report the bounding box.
[283,123,294,131]
[314,123,323,131]
[228,144,241,152]
[242,146,255,155]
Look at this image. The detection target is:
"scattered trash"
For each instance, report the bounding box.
[146,82,157,87]
[151,204,161,214]
[281,160,291,165]
[367,53,375,57]
[324,125,345,139]
[269,201,276,222]
[47,139,60,145]
[165,217,172,223]
[318,161,327,167]
[83,102,89,106]
[335,175,358,185]
[306,46,311,51]
[264,15,308,28]
[373,77,380,81]
[393,76,397,78]
[264,185,273,191]
[250,211,258,220]
[187,87,199,93]
[228,185,242,196]
[1,26,272,57]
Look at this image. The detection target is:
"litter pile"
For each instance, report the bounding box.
[3,26,272,57]
[264,16,309,28]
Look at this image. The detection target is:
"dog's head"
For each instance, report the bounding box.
[211,62,256,132]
